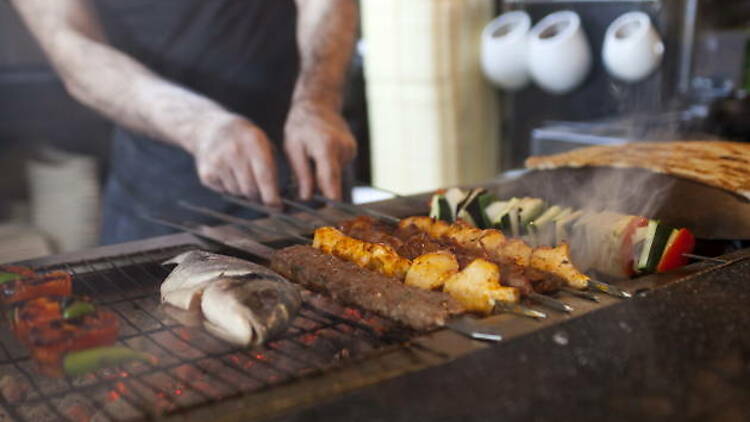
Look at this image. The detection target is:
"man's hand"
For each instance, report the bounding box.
[191,117,281,206]
[284,102,357,200]
[11,0,285,206]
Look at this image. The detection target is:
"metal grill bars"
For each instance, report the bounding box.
[0,246,411,421]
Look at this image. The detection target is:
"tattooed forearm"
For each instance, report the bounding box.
[10,0,234,153]
[293,0,358,110]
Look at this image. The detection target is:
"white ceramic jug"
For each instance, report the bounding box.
[528,11,592,94]
[602,11,664,83]
[480,11,532,91]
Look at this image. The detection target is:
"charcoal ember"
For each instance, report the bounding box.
[56,395,99,422]
[195,358,263,394]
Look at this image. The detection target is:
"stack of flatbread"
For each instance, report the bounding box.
[525,141,750,200]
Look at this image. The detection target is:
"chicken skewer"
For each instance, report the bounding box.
[281,202,597,305]
[301,197,630,299]
[334,216,574,312]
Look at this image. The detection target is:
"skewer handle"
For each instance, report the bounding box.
[528,292,574,313]
[313,194,401,225]
[587,279,632,299]
[445,316,503,342]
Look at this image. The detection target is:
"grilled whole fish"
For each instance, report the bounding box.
[161,250,281,310]
[161,250,301,346]
[201,274,302,346]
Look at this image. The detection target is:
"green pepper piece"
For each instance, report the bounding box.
[0,272,21,284]
[63,346,156,376]
[62,301,96,320]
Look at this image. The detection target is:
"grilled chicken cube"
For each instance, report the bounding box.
[495,238,533,267]
[477,230,507,249]
[443,258,519,314]
[476,231,533,267]
[313,226,344,254]
[405,251,459,290]
[315,226,411,279]
[443,224,485,249]
[530,243,588,289]
[332,235,371,268]
[366,243,411,279]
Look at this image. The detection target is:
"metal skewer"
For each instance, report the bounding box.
[312,194,401,225]
[356,183,430,210]
[222,195,317,232]
[138,214,276,260]
[561,287,600,303]
[280,198,340,225]
[445,316,503,342]
[682,253,728,264]
[178,201,311,243]
[586,279,632,299]
[494,302,547,319]
[528,292,573,313]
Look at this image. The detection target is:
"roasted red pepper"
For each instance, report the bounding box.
[25,309,119,377]
[656,228,696,273]
[12,296,96,343]
[0,271,73,305]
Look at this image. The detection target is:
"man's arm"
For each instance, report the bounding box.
[10,0,280,204]
[285,0,358,200]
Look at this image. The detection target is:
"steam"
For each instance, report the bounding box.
[501,166,677,280]
[508,166,676,219]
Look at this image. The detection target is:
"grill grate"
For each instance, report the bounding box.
[0,246,416,421]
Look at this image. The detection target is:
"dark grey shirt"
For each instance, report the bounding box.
[93,0,299,244]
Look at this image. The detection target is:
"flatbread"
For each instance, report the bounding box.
[525,141,750,200]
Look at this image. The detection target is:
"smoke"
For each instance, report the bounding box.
[497,166,678,280]
[503,166,675,219]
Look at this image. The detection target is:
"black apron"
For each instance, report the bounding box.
[94,0,299,244]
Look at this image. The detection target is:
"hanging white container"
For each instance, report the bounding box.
[480,11,532,91]
[602,11,665,83]
[528,11,592,94]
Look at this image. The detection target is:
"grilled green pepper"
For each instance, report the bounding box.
[62,301,96,320]
[63,346,155,376]
[0,272,22,284]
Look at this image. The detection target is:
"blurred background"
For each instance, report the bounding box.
[0,0,748,262]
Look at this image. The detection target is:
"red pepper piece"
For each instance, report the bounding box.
[26,309,119,377]
[656,228,696,273]
[11,296,64,343]
[1,271,73,305]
